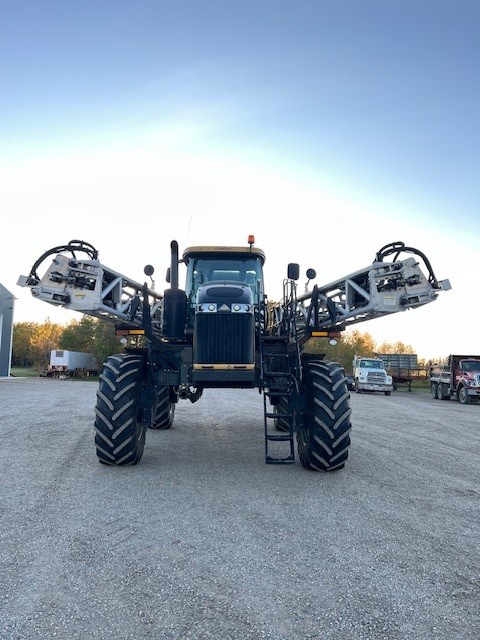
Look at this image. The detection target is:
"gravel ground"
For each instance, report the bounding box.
[0,377,478,640]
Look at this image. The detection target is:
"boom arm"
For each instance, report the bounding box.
[17,240,164,334]
[268,241,451,337]
[18,240,450,340]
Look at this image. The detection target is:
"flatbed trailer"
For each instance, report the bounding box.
[377,354,419,392]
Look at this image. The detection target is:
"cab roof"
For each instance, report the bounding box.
[182,245,265,264]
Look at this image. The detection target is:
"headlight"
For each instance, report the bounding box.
[197,303,218,313]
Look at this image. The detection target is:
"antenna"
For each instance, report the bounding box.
[185,215,193,246]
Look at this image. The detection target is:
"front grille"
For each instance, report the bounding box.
[367,372,386,383]
[194,313,254,364]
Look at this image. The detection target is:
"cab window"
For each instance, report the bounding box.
[186,257,263,305]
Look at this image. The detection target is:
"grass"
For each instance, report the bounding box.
[9,367,41,377]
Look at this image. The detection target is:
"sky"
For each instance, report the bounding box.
[1,0,479,361]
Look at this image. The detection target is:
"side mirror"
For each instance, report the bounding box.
[165,267,171,284]
[287,263,300,281]
[144,264,155,288]
[306,268,316,280]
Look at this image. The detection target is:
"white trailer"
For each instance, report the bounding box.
[49,350,98,377]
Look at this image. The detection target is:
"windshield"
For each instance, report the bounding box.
[359,360,384,369]
[461,360,480,372]
[185,256,264,306]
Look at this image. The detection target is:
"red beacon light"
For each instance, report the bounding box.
[248,235,255,247]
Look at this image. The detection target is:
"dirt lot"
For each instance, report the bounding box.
[0,378,478,640]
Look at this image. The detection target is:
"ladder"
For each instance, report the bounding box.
[261,335,296,464]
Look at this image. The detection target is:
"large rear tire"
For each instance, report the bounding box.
[150,387,175,430]
[94,354,148,465]
[297,360,351,471]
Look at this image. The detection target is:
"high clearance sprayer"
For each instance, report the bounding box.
[18,238,450,470]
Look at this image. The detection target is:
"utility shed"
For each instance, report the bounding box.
[0,283,15,377]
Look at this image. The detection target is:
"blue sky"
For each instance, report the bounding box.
[1,0,479,359]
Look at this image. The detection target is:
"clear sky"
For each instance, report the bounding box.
[1,0,478,360]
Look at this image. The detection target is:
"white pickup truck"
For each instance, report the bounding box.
[353,356,393,395]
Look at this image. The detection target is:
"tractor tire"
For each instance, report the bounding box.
[150,387,175,430]
[431,383,438,399]
[297,360,351,472]
[94,354,148,465]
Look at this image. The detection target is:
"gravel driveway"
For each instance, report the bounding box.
[0,377,478,640]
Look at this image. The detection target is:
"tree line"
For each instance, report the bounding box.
[12,316,122,371]
[302,329,421,374]
[12,317,422,375]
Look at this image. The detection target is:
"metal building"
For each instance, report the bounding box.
[0,283,15,377]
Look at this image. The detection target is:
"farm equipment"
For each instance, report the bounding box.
[18,239,450,470]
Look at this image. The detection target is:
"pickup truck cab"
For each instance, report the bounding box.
[353,357,393,396]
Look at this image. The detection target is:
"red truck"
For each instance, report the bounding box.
[430,355,480,404]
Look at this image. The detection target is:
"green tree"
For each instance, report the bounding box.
[347,329,377,357]
[12,322,37,367]
[29,319,64,369]
[303,329,378,373]
[301,329,420,374]
[91,320,123,367]
[12,316,123,372]
[59,316,122,367]
[377,340,416,354]
[60,316,98,352]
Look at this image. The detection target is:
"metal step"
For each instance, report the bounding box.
[263,389,295,464]
[261,333,295,464]
[265,454,295,465]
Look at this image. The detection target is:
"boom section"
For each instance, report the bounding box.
[270,256,451,335]
[18,253,164,333]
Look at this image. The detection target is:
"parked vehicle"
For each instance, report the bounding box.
[48,350,98,378]
[18,239,450,469]
[430,355,480,404]
[377,353,419,391]
[352,356,393,395]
